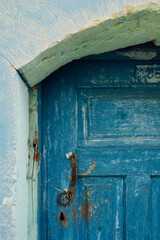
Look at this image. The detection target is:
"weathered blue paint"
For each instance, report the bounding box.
[40,56,160,239]
[78,177,124,239]
[40,64,77,239]
[78,88,160,147]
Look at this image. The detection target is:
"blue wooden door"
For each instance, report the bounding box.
[40,58,160,240]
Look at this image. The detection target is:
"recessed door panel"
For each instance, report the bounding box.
[78,178,124,240]
[78,88,160,147]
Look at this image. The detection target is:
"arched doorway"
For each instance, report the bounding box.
[38,42,160,239]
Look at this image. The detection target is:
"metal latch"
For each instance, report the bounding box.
[58,153,77,207]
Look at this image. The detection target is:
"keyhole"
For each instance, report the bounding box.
[59,212,67,226]
[60,212,65,221]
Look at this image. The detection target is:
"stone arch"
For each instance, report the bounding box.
[19,4,160,87]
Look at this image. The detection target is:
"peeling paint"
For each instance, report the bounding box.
[118,51,157,60]
[136,65,160,84]
[80,161,97,175]
[2,197,13,205]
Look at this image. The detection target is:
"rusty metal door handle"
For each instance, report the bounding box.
[58,153,77,207]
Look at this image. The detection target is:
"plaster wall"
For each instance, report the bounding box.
[19,3,160,86]
[0,0,159,71]
[0,56,29,240]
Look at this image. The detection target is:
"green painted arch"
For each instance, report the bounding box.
[18,3,160,87]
